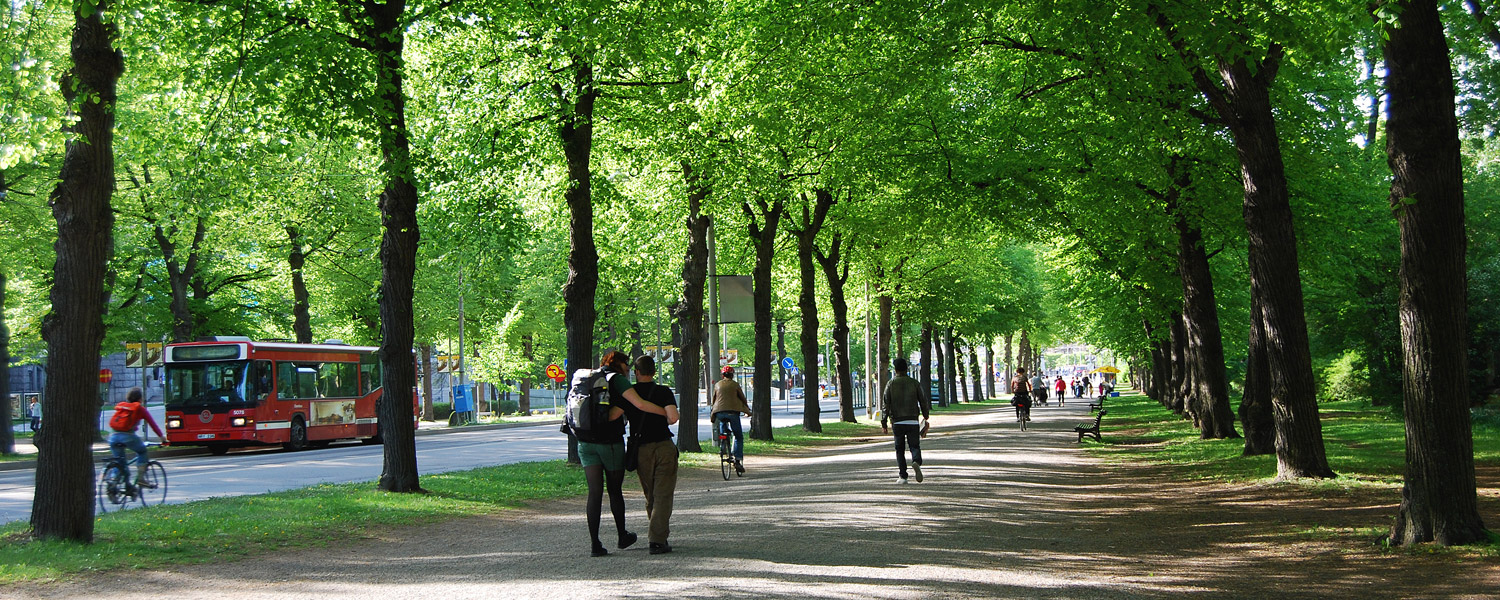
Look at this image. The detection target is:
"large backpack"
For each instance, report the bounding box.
[108,402,140,432]
[563,369,615,443]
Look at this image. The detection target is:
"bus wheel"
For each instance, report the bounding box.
[283,417,308,451]
[209,445,229,456]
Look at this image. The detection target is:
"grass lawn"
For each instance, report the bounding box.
[0,460,585,584]
[1090,390,1500,487]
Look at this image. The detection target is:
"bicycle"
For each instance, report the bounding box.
[97,444,167,513]
[715,416,743,480]
[1012,398,1032,432]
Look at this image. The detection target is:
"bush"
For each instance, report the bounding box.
[495,397,520,414]
[1320,349,1371,404]
[431,402,454,420]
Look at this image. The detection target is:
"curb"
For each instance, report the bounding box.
[0,418,561,473]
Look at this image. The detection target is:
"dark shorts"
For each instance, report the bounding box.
[577,440,625,471]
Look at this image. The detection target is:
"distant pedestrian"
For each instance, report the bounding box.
[626,355,681,555]
[881,358,930,484]
[710,366,751,475]
[1081,375,1092,400]
[28,398,40,432]
[1054,376,1066,407]
[1029,371,1046,405]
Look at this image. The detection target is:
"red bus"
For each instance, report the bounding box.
[163,337,418,455]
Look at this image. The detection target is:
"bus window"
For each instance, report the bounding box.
[296,366,319,398]
[277,362,299,399]
[320,362,358,398]
[252,360,273,401]
[360,354,382,395]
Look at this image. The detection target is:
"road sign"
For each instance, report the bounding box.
[780,356,795,370]
[99,369,113,384]
[545,364,564,379]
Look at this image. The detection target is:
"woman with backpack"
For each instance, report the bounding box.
[566,351,669,557]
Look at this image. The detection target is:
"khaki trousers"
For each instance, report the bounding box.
[636,440,679,544]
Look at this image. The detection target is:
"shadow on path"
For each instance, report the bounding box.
[15,404,1499,599]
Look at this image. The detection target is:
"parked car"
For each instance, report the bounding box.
[789,387,805,400]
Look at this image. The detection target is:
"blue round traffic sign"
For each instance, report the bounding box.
[780,356,795,369]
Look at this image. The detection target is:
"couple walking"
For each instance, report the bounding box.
[568,351,681,557]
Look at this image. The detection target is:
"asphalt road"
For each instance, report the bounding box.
[0,396,862,525]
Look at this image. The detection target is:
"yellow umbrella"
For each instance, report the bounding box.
[1091,366,1121,374]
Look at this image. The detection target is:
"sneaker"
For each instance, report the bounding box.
[135,479,156,490]
[618,531,638,550]
[591,544,609,557]
[898,476,909,484]
[913,465,923,483]
[734,460,745,475]
[649,542,673,555]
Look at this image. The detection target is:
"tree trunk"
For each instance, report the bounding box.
[1383,0,1488,546]
[32,1,123,541]
[945,329,959,404]
[287,225,313,344]
[815,233,855,423]
[985,342,996,400]
[559,59,599,464]
[920,324,934,409]
[743,197,784,440]
[420,343,435,421]
[1175,194,1238,438]
[1157,8,1333,478]
[149,215,205,343]
[1169,312,1189,417]
[933,331,948,407]
[674,163,709,452]
[1240,299,1276,455]
[957,338,970,404]
[877,290,892,412]
[0,271,11,455]
[519,334,533,416]
[368,6,422,493]
[1003,332,1013,393]
[969,344,983,403]
[794,190,833,433]
[1221,60,1333,478]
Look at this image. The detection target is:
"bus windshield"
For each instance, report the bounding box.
[166,361,252,408]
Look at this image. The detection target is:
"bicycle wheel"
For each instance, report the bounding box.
[720,437,732,481]
[96,462,128,513]
[137,461,167,507]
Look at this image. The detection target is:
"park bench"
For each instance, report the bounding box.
[1088,395,1105,413]
[1075,410,1106,442]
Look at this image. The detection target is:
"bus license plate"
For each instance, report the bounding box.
[197,434,216,439]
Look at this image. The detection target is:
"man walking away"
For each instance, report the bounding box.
[627,355,680,555]
[881,358,930,483]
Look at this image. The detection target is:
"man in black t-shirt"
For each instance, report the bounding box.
[626,355,681,555]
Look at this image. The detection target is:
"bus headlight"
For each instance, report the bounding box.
[167,418,182,429]
[231,417,247,427]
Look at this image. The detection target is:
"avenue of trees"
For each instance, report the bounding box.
[2,0,1495,547]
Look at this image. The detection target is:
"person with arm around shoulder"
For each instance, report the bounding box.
[881,358,930,483]
[108,387,168,488]
[626,354,681,555]
[574,351,669,557]
[709,366,751,474]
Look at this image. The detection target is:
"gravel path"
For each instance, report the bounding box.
[12,404,1499,599]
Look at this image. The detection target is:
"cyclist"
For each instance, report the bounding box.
[107,387,168,488]
[710,366,750,474]
[1010,368,1033,422]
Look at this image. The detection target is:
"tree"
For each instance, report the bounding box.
[1151,3,1335,478]
[1381,0,1489,546]
[742,196,784,440]
[787,189,834,432]
[32,0,124,542]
